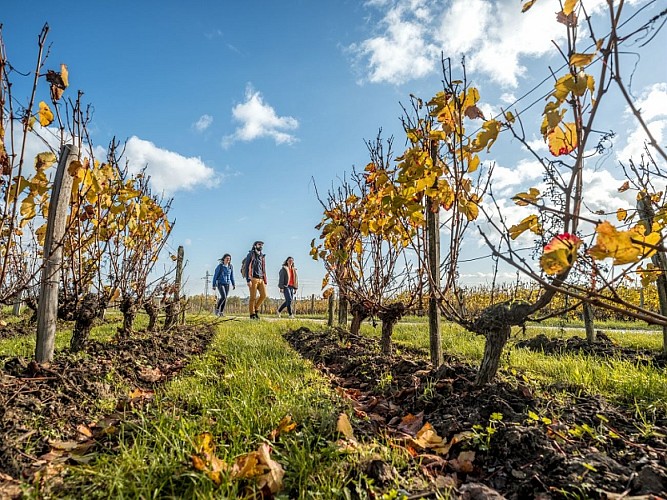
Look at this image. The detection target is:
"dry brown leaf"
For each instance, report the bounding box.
[412,423,449,454]
[256,443,285,494]
[77,424,93,438]
[465,105,486,120]
[397,412,424,436]
[137,366,163,382]
[269,415,297,440]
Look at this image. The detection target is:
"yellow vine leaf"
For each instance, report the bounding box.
[437,179,455,210]
[459,195,480,221]
[470,119,500,152]
[38,101,54,127]
[512,187,541,206]
[547,123,578,156]
[509,214,543,240]
[617,208,627,221]
[588,221,661,265]
[569,52,596,68]
[540,233,582,275]
[337,413,355,440]
[638,264,658,287]
[34,152,57,172]
[522,0,538,13]
[563,0,578,16]
[20,198,37,219]
[468,154,480,173]
[60,63,69,87]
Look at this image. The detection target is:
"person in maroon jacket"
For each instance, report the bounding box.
[277,257,299,318]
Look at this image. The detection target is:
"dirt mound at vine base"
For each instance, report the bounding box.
[515,333,666,367]
[284,327,667,499]
[0,324,214,491]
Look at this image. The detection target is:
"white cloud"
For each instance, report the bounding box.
[222,86,299,147]
[193,114,213,132]
[124,136,219,195]
[351,0,614,87]
[617,83,667,164]
[350,1,439,84]
[491,159,543,195]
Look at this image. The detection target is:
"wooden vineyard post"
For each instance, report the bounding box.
[637,194,667,354]
[35,144,78,363]
[426,141,442,367]
[327,292,335,327]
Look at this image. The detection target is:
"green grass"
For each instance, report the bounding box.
[0,311,147,358]
[59,319,421,499]
[361,321,667,412]
[5,312,666,497]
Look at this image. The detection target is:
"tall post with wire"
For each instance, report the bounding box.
[202,271,211,314]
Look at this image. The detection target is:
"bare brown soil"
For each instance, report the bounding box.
[0,324,214,498]
[284,326,667,499]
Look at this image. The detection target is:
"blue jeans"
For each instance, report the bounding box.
[278,286,295,315]
[216,284,229,314]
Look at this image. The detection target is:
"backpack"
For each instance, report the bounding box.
[240,256,250,279]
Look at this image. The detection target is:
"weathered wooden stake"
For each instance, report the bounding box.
[12,290,22,316]
[327,292,335,327]
[175,245,184,324]
[638,194,667,354]
[35,144,78,363]
[426,142,442,367]
[583,302,596,343]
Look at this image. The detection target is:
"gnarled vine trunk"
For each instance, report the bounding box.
[164,299,179,330]
[70,293,99,352]
[471,301,533,386]
[378,303,406,355]
[476,324,511,385]
[119,296,138,337]
[144,300,159,332]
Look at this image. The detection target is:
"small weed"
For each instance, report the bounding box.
[377,371,394,391]
[471,412,503,451]
[419,378,437,403]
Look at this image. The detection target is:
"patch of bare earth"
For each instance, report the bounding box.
[284,327,667,499]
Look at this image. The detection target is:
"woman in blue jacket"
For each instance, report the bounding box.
[212,254,235,316]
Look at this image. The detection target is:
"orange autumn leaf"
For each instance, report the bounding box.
[412,423,449,454]
[547,122,578,156]
[539,233,582,275]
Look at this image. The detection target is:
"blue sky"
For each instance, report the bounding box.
[3,0,666,300]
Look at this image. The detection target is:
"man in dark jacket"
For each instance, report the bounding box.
[243,241,267,319]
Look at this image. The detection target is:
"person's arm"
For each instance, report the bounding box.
[212,265,220,288]
[230,264,235,288]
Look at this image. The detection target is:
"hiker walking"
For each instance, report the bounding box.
[277,257,298,318]
[212,253,235,316]
[243,241,267,320]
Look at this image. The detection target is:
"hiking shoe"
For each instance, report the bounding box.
[277,311,282,318]
[250,313,257,319]
[254,313,261,320]
[289,314,295,318]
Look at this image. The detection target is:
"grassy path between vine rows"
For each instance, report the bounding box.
[2,313,666,498]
